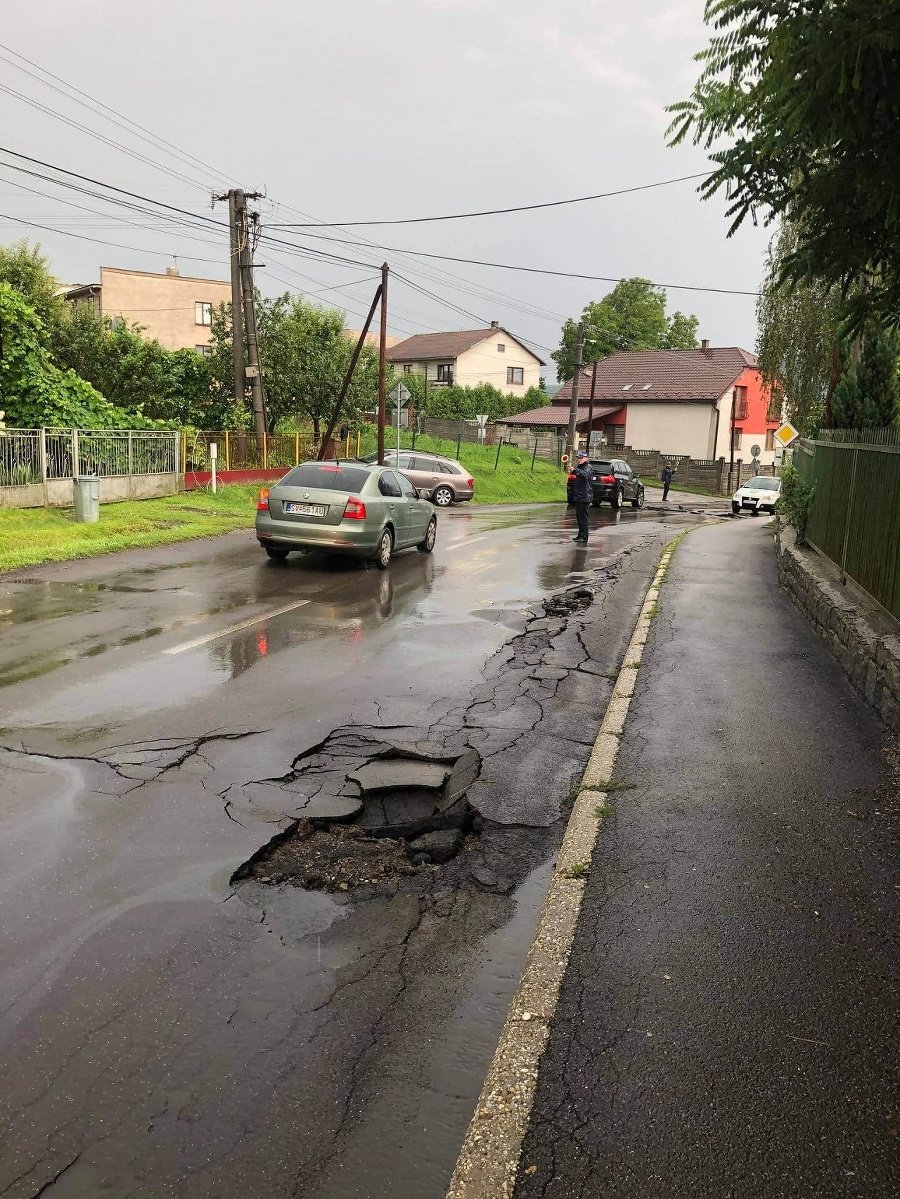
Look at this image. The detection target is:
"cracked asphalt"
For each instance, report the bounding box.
[515,520,899,1199]
[0,501,710,1198]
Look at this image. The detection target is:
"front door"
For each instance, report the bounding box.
[395,470,430,542]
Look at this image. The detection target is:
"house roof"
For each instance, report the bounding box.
[387,327,546,366]
[505,404,621,428]
[554,347,757,405]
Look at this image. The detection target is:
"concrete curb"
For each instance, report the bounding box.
[445,532,688,1199]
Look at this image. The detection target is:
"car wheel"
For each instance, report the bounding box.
[265,546,289,561]
[375,527,394,569]
[417,518,437,554]
[432,485,454,507]
[631,486,645,509]
[731,502,741,515]
[750,507,759,516]
[610,486,622,510]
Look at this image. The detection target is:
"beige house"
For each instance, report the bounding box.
[63,266,232,353]
[386,324,544,395]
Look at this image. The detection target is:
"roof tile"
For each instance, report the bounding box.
[554,347,757,404]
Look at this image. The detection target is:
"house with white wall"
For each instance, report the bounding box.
[505,344,781,464]
[386,323,544,396]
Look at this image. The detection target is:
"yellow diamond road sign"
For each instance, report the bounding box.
[774,422,800,448]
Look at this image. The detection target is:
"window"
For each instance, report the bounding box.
[766,391,783,423]
[507,366,524,385]
[281,463,370,491]
[194,301,212,326]
[436,363,453,383]
[731,428,743,451]
[396,472,418,499]
[606,424,625,447]
[733,385,749,420]
[765,429,776,452]
[403,364,413,374]
[378,471,403,498]
[195,344,213,356]
[497,343,506,353]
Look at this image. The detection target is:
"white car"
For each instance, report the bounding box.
[732,475,782,516]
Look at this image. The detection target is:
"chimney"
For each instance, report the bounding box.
[166,266,180,277]
[490,320,499,328]
[701,338,710,351]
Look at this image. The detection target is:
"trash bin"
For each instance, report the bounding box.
[73,474,100,523]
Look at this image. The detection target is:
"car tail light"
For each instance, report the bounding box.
[343,496,367,520]
[600,474,615,484]
[257,488,269,511]
[466,477,474,489]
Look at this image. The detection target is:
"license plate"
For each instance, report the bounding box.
[284,502,327,517]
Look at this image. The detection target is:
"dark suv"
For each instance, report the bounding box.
[566,458,645,510]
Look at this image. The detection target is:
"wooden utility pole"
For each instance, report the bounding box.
[213,188,267,443]
[587,359,599,452]
[565,322,585,463]
[377,262,389,465]
[226,189,245,410]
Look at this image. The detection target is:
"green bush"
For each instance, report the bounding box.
[778,459,815,546]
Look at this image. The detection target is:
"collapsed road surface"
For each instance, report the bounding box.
[0,501,720,1198]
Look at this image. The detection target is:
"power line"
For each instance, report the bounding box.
[0,42,230,191]
[0,145,223,229]
[0,213,224,264]
[268,229,761,296]
[267,172,709,228]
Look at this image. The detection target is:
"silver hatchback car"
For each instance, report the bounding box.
[256,461,437,568]
[362,451,474,506]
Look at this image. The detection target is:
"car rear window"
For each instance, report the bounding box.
[591,461,613,472]
[280,463,370,491]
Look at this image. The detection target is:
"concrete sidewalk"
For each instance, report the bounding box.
[515,520,898,1198]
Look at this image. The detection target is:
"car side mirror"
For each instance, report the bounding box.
[417,488,431,500]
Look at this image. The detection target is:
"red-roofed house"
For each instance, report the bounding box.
[387,323,544,396]
[505,344,781,464]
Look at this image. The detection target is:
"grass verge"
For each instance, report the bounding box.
[359,431,567,505]
[0,485,259,573]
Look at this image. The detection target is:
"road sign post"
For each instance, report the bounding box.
[475,414,489,444]
[389,382,411,457]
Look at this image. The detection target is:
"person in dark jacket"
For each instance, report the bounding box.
[571,450,593,544]
[662,462,674,501]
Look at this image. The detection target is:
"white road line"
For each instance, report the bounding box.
[445,534,490,552]
[163,599,311,655]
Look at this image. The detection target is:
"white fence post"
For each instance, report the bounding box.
[72,428,80,479]
[39,427,49,506]
[127,431,134,500]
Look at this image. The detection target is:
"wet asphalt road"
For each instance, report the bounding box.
[516,520,899,1199]
[0,500,717,1199]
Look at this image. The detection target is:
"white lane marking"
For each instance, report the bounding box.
[445,534,490,552]
[164,599,311,655]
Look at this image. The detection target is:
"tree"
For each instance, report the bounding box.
[50,308,220,427]
[0,240,62,338]
[831,328,900,428]
[0,283,154,428]
[756,222,845,435]
[552,278,699,381]
[668,0,900,334]
[208,293,381,436]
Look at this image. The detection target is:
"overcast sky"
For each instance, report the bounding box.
[2,0,771,376]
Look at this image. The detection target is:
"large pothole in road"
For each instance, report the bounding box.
[232,744,482,892]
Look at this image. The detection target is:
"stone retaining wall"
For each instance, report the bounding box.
[777,526,900,734]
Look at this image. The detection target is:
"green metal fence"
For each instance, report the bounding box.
[795,434,900,621]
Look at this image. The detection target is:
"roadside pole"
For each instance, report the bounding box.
[377,263,389,465]
[565,322,585,464]
[587,359,598,452]
[210,441,218,494]
[727,387,737,493]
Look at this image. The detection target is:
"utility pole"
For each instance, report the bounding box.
[226,190,245,412]
[565,322,585,464]
[728,387,737,493]
[377,262,389,465]
[587,359,599,453]
[213,188,267,444]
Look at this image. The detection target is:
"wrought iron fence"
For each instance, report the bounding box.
[0,428,180,505]
[0,429,41,487]
[795,431,900,621]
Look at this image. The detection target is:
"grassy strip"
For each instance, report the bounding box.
[0,485,260,573]
[358,431,567,505]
